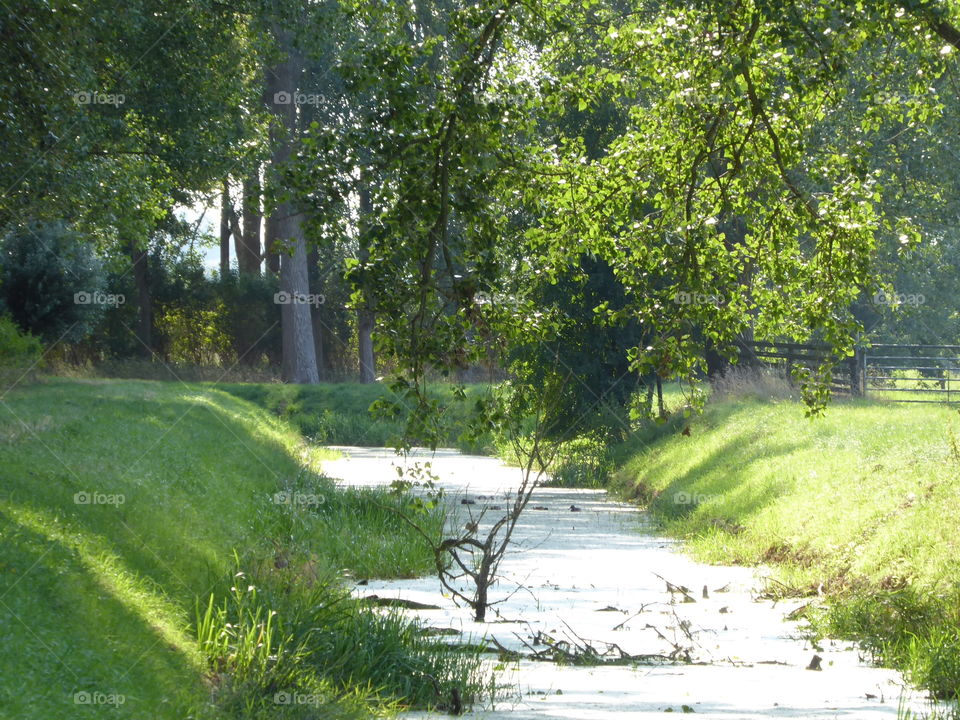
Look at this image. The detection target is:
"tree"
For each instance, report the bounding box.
[300,0,535,434]
[511,254,649,439]
[1,0,261,360]
[0,222,107,343]
[504,0,960,411]
[263,12,319,384]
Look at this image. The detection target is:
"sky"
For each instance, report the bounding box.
[176,198,226,273]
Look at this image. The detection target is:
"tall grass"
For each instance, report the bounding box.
[264,469,445,579]
[219,381,496,451]
[195,566,491,717]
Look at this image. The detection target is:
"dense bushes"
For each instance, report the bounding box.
[0,314,43,388]
[0,217,359,377]
[0,314,42,364]
[0,221,107,343]
[95,239,285,368]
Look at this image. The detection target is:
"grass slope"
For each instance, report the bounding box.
[0,378,481,719]
[614,393,960,699]
[218,381,494,451]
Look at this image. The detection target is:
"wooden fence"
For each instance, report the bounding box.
[739,341,960,402]
[739,340,864,397]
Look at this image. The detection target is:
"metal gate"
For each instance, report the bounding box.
[863,344,960,403]
[740,341,960,403]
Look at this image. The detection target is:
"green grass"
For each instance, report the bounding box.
[613,388,960,700]
[217,381,495,452]
[0,377,487,719]
[527,380,692,488]
[865,368,960,405]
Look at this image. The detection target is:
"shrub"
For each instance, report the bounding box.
[0,314,42,363]
[0,314,43,389]
[216,272,283,366]
[545,435,614,488]
[0,221,107,343]
[155,301,236,366]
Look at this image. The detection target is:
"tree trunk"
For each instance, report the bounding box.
[267,23,318,384]
[264,215,281,273]
[357,180,376,383]
[261,63,282,276]
[705,345,729,378]
[474,582,487,622]
[219,180,231,278]
[311,306,326,380]
[474,554,494,622]
[307,245,326,380]
[357,310,375,383]
[130,242,152,357]
[238,171,262,275]
[278,211,320,384]
[227,200,244,269]
[656,375,665,419]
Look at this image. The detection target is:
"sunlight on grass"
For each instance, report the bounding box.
[0,377,486,719]
[614,389,960,701]
[6,502,201,667]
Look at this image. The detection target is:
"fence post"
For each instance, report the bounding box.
[861,349,868,398]
[850,347,865,398]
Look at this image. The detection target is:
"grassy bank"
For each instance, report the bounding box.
[613,388,960,701]
[218,381,495,452]
[0,378,487,719]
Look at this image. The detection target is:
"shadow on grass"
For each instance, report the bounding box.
[628,402,804,528]
[0,506,204,719]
